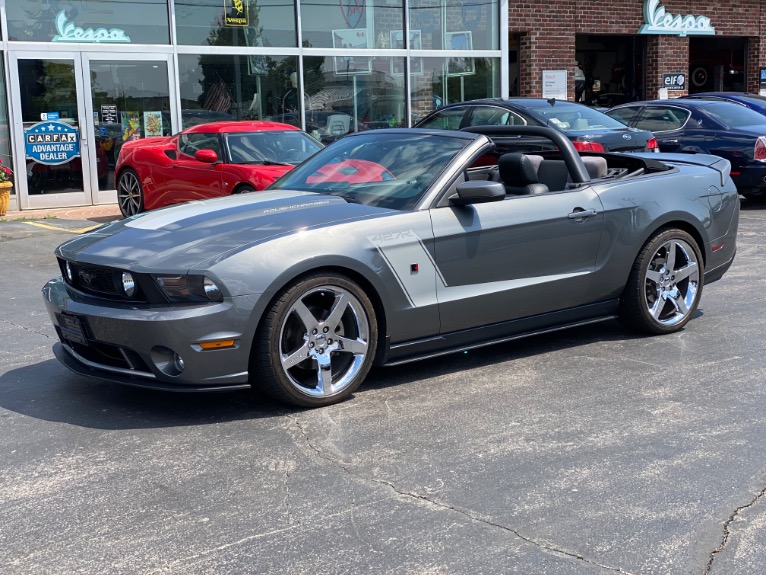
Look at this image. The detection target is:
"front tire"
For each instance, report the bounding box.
[253,273,378,407]
[117,169,144,218]
[619,229,703,334]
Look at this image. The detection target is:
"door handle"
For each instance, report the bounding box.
[568,208,598,220]
[664,139,678,144]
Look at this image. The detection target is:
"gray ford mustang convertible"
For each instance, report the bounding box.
[43,126,739,407]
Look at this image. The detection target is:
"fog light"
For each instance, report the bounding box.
[65,261,73,282]
[151,346,185,376]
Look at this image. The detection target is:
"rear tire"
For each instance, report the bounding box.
[117,169,144,218]
[619,229,703,334]
[253,273,378,407]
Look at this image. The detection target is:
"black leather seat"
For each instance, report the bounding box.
[497,153,548,195]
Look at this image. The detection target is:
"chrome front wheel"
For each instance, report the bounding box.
[255,274,377,407]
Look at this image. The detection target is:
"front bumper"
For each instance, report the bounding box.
[43,276,260,391]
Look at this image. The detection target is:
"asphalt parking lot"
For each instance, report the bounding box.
[1,199,765,574]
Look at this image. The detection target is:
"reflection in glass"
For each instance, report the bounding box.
[301,0,403,50]
[18,59,85,195]
[175,0,297,47]
[413,57,500,117]
[178,54,300,130]
[6,0,170,44]
[224,131,322,165]
[409,0,498,50]
[89,61,172,190]
[301,56,405,144]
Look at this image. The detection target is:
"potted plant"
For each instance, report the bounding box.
[0,158,12,217]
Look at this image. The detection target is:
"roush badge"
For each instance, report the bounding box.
[25,121,80,165]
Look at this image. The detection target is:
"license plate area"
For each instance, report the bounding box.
[57,313,88,346]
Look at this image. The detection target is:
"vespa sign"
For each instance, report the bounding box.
[25,122,80,165]
[638,0,715,37]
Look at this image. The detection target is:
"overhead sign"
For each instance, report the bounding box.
[25,121,80,165]
[638,0,715,37]
[663,73,686,91]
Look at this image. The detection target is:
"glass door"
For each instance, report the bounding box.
[9,52,176,210]
[9,52,94,208]
[81,54,176,206]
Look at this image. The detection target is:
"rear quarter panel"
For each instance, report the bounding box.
[117,139,177,210]
[588,163,737,301]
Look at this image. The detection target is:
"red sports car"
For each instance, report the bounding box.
[115,121,323,218]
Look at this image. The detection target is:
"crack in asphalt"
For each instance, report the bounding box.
[288,414,634,574]
[704,484,766,574]
[0,318,51,339]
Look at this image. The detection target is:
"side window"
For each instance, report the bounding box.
[178,133,221,158]
[606,106,641,126]
[418,107,467,130]
[634,107,689,132]
[467,106,525,127]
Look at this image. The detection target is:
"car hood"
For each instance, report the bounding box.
[56,191,394,271]
[565,127,651,153]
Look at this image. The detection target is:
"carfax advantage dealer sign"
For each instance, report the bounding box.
[25,121,80,165]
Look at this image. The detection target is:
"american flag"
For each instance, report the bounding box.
[204,81,233,113]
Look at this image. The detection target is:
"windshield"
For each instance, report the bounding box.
[525,103,628,130]
[270,132,470,210]
[224,130,322,165]
[701,102,766,128]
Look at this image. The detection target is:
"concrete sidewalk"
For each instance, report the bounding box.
[0,204,122,224]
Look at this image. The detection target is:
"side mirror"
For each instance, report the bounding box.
[450,181,506,206]
[194,149,219,164]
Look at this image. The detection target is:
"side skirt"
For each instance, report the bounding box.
[383,300,620,366]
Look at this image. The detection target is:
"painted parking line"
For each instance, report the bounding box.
[22,221,102,234]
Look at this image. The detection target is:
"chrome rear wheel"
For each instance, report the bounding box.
[117,169,144,218]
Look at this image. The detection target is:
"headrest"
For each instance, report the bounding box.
[581,156,608,179]
[498,153,539,186]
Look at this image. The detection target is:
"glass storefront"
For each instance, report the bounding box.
[0,57,12,199]
[2,0,503,210]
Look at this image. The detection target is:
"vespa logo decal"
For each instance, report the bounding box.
[340,0,366,28]
[638,0,715,37]
[52,10,131,43]
[623,134,632,140]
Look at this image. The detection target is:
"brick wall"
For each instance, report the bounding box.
[509,0,766,98]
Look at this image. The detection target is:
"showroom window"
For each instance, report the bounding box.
[409,0,499,50]
[413,57,500,117]
[177,54,300,129]
[6,0,170,44]
[0,57,12,197]
[175,0,297,47]
[300,0,404,50]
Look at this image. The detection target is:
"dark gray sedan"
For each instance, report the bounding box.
[43,127,738,407]
[415,98,659,153]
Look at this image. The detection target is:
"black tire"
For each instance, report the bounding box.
[253,273,378,408]
[234,184,256,194]
[619,229,704,334]
[117,168,144,218]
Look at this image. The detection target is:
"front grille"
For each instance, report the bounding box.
[56,326,151,372]
[58,258,164,303]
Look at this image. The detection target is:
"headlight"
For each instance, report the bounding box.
[121,272,136,297]
[153,274,224,303]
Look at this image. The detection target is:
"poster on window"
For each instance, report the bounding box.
[121,111,141,141]
[445,31,475,76]
[224,0,249,27]
[143,112,163,137]
[333,29,371,75]
[390,30,423,75]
